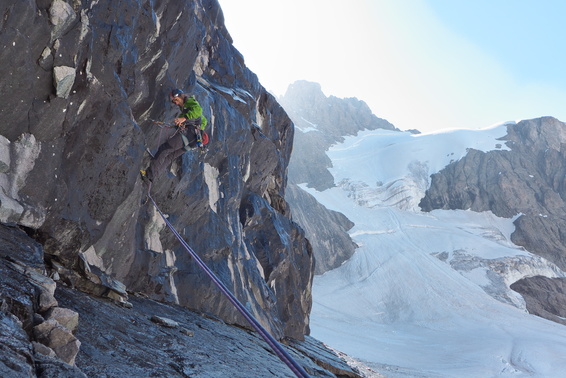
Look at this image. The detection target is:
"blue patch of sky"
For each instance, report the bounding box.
[424,0,566,87]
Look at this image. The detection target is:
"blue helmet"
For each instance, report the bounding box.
[170,89,184,100]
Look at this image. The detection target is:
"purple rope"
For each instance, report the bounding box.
[148,194,310,378]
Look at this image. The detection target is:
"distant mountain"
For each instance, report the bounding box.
[279,79,566,374]
[300,123,566,376]
[279,80,397,274]
[280,80,398,191]
[420,117,566,324]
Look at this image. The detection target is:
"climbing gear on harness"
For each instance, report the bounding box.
[195,128,204,148]
[146,193,310,378]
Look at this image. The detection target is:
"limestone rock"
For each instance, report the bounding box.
[0,193,24,224]
[49,0,77,41]
[39,290,59,313]
[33,341,57,358]
[38,46,54,70]
[286,183,357,274]
[420,117,566,272]
[53,66,76,99]
[45,307,79,333]
[279,80,397,275]
[511,276,566,326]
[0,135,10,173]
[419,117,566,324]
[180,327,194,337]
[33,318,81,365]
[34,353,87,378]
[0,133,43,226]
[53,286,353,377]
[280,80,398,190]
[150,315,179,328]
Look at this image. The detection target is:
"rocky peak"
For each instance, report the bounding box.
[280,80,398,274]
[279,80,397,190]
[0,0,313,342]
[281,80,397,150]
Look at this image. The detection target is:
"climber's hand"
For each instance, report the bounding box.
[174,117,187,126]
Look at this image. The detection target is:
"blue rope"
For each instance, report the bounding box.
[148,193,310,378]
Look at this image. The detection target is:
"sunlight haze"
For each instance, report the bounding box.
[218,0,566,132]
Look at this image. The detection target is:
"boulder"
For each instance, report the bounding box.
[150,315,179,328]
[45,307,79,333]
[49,0,77,41]
[32,341,57,358]
[33,318,81,365]
[53,66,76,99]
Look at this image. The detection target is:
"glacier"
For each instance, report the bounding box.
[306,126,566,377]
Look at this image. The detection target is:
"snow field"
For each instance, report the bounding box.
[306,125,566,377]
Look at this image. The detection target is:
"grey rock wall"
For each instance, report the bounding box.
[420,117,566,271]
[0,0,313,340]
[419,116,566,323]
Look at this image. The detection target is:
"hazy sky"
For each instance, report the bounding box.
[218,0,566,132]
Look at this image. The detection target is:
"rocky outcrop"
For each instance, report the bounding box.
[420,117,566,270]
[0,223,361,376]
[279,80,397,274]
[0,224,85,374]
[419,117,566,323]
[0,0,312,341]
[286,184,358,274]
[511,276,566,326]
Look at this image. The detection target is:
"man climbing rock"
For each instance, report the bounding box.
[141,89,208,183]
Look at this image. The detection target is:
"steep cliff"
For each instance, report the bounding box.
[0,0,313,342]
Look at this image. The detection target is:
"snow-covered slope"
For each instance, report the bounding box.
[306,125,566,377]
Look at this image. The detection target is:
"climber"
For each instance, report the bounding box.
[141,89,208,183]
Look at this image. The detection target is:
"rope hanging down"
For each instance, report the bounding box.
[147,193,310,378]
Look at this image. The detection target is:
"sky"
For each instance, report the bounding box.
[300,126,566,376]
[217,0,566,133]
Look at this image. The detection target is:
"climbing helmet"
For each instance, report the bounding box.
[170,88,184,100]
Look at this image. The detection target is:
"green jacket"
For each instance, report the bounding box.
[179,97,207,130]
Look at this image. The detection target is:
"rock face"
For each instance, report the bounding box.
[0,0,313,341]
[511,276,566,326]
[0,223,361,376]
[286,183,358,274]
[419,117,566,322]
[279,80,397,274]
[0,224,86,375]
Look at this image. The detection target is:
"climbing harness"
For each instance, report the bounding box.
[146,192,310,378]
